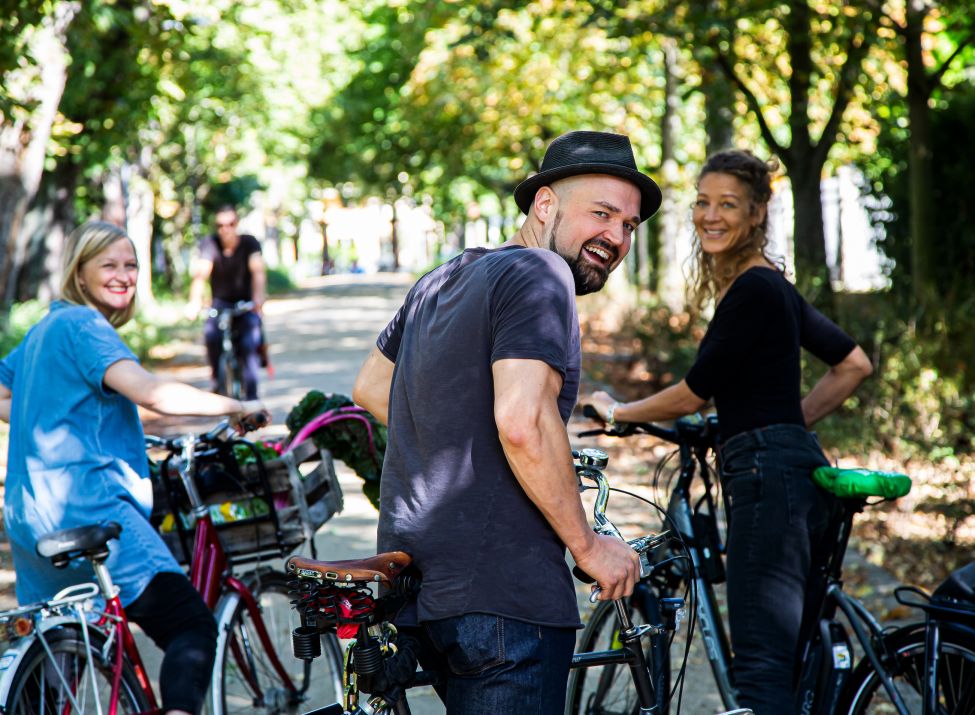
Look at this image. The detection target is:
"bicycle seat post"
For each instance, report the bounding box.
[90,553,120,600]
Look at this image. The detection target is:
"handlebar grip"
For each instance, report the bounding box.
[582,405,603,422]
[239,410,271,433]
[572,564,596,584]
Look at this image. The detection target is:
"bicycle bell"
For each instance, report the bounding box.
[576,448,609,469]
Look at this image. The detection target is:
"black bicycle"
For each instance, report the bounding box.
[208,299,255,400]
[285,448,735,715]
[571,410,928,715]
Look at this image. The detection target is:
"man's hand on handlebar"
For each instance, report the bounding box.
[573,534,641,602]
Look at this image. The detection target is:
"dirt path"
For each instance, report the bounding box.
[1,273,912,714]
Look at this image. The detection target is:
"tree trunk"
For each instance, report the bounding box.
[790,165,833,306]
[657,38,685,309]
[0,1,81,318]
[126,169,156,306]
[904,2,936,309]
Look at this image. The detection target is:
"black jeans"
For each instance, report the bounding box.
[204,300,262,400]
[719,423,835,715]
[126,571,217,715]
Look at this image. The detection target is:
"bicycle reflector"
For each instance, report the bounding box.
[1,616,34,640]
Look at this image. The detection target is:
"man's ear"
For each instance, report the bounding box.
[533,186,558,223]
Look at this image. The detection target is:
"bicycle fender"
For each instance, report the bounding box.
[0,618,91,710]
[209,589,243,711]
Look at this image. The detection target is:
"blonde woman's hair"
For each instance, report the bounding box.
[60,221,138,327]
[687,150,783,314]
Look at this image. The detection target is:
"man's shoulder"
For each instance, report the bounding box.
[487,246,572,282]
[239,234,262,251]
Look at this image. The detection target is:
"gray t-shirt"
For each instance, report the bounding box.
[376,245,582,628]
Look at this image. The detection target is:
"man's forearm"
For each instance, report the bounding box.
[497,401,596,560]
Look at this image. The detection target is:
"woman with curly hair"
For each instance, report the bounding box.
[584,150,873,713]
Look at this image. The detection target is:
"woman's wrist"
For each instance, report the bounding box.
[606,401,622,425]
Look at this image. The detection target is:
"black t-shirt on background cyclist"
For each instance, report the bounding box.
[200,233,262,303]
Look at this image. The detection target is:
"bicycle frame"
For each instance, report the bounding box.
[663,466,738,710]
[87,556,160,715]
[569,596,662,709]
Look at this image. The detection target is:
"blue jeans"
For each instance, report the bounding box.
[719,423,836,715]
[204,300,262,400]
[416,613,575,714]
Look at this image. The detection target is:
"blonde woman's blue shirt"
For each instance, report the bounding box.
[0,301,182,606]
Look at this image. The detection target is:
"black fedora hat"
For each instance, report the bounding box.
[514,131,662,222]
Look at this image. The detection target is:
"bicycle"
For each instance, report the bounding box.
[284,446,752,715]
[0,522,157,714]
[208,300,256,400]
[0,415,345,715]
[832,579,975,713]
[570,409,917,715]
[145,414,344,714]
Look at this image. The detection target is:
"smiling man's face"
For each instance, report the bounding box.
[545,174,641,295]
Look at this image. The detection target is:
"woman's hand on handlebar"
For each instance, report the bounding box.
[583,391,620,424]
[573,534,641,602]
[232,401,271,434]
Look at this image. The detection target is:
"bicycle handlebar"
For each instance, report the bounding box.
[572,449,667,602]
[206,300,255,321]
[579,405,719,450]
[144,410,270,454]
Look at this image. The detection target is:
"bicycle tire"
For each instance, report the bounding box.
[219,352,240,400]
[566,594,670,715]
[837,621,975,714]
[5,625,150,715]
[213,569,343,714]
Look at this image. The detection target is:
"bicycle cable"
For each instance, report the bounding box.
[605,485,697,714]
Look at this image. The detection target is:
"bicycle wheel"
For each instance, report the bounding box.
[838,622,975,714]
[214,569,344,714]
[218,352,240,400]
[6,626,150,714]
[566,594,669,715]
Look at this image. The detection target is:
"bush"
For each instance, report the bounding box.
[266,265,296,295]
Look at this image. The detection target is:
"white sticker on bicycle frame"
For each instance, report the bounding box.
[0,653,16,671]
[832,644,851,669]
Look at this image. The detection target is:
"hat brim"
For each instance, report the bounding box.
[514,163,662,223]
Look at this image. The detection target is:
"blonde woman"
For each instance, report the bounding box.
[0,221,262,715]
[584,151,873,713]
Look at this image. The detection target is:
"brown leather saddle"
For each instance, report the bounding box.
[286,551,412,585]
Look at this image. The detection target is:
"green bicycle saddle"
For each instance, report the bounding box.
[812,466,912,500]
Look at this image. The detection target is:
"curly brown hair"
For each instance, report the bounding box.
[687,150,783,313]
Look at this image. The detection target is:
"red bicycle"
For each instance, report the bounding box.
[146,416,344,714]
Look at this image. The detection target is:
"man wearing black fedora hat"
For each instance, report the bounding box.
[352,130,661,713]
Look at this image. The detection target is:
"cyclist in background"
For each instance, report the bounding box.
[188,204,267,400]
[0,221,262,715]
[583,150,873,714]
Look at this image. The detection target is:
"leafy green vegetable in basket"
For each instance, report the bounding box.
[286,391,386,509]
[232,440,282,466]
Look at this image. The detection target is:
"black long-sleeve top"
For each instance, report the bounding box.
[684,267,856,440]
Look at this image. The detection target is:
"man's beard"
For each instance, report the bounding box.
[547,210,611,295]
